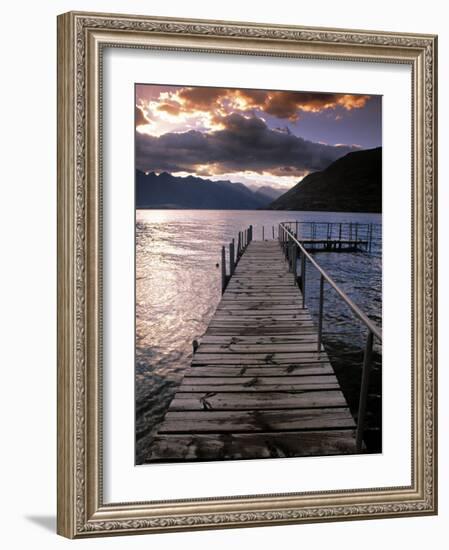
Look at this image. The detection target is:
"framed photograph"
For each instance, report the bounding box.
[57,11,437,538]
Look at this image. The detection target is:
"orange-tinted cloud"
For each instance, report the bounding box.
[177,87,225,110]
[157,102,181,116]
[144,87,371,122]
[254,91,371,120]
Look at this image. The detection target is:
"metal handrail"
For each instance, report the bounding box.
[280,224,382,341]
[279,222,382,453]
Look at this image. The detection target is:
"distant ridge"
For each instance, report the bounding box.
[268,147,382,213]
[136,171,275,209]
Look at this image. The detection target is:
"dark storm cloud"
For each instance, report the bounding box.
[136,113,356,176]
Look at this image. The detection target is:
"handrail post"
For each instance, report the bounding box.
[283,226,287,256]
[356,330,374,452]
[230,239,235,276]
[292,241,297,281]
[301,251,306,307]
[317,275,324,352]
[262,225,265,241]
[288,236,292,271]
[221,245,227,294]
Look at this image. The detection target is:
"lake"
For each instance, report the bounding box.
[135,209,382,464]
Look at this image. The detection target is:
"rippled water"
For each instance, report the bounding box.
[136,210,382,463]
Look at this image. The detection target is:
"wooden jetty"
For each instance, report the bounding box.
[147,238,358,462]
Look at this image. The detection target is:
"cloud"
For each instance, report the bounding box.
[136,105,150,127]
[177,87,225,110]
[260,92,371,120]
[136,113,356,177]
[157,102,182,116]
[137,86,372,127]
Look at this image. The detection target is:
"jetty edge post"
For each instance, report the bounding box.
[221,245,227,294]
[230,238,235,276]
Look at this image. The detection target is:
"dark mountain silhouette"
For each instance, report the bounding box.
[136,171,273,209]
[268,147,382,213]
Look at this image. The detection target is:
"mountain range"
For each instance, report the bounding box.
[136,171,281,209]
[136,147,381,212]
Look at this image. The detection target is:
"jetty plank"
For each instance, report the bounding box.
[159,408,355,433]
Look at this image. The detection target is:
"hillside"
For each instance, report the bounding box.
[268,147,382,213]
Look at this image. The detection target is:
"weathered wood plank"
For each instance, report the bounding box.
[215,308,306,315]
[212,315,312,321]
[200,335,319,344]
[182,374,336,383]
[218,303,302,309]
[196,343,324,353]
[191,353,329,365]
[227,282,295,288]
[208,320,314,326]
[206,327,317,335]
[186,364,334,376]
[179,380,339,392]
[220,301,302,306]
[159,408,355,433]
[170,390,347,410]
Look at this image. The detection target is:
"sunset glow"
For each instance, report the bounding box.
[136,84,381,190]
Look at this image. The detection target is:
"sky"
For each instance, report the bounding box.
[135,84,381,191]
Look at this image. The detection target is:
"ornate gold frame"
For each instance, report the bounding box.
[57,11,438,538]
